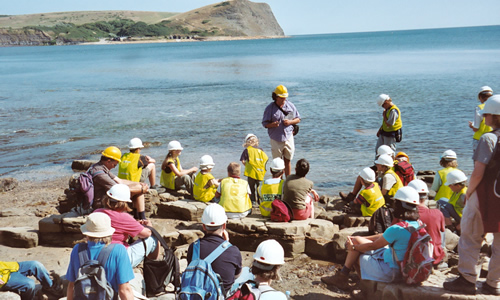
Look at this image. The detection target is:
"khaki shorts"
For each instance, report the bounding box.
[140,165,152,183]
[270,135,295,160]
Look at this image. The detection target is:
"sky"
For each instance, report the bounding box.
[3,0,500,35]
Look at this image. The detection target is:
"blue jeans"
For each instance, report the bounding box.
[437,200,461,223]
[0,261,53,300]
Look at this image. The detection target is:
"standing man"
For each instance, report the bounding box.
[469,86,493,153]
[89,146,149,220]
[118,137,157,188]
[375,94,402,154]
[262,85,301,176]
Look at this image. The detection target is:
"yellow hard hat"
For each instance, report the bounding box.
[396,151,410,162]
[102,146,122,162]
[274,85,288,98]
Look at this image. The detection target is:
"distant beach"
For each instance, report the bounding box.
[83,35,288,45]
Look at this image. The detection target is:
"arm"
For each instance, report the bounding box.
[283,117,300,126]
[168,161,198,177]
[66,282,74,300]
[136,222,152,239]
[118,282,134,300]
[466,161,487,199]
[347,234,389,253]
[145,155,156,164]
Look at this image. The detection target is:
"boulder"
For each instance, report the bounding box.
[0,178,18,192]
[157,200,207,221]
[227,216,268,233]
[444,228,459,251]
[174,244,189,260]
[0,208,24,217]
[0,227,38,248]
[0,292,21,299]
[343,214,370,228]
[316,210,345,225]
[307,219,338,240]
[331,227,370,262]
[71,160,97,171]
[265,220,310,236]
[305,237,335,261]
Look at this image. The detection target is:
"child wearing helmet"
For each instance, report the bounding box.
[322,187,421,290]
[375,154,403,206]
[258,158,285,217]
[240,134,269,206]
[436,170,468,234]
[444,95,500,295]
[216,162,252,219]
[393,151,416,186]
[160,141,198,195]
[118,137,157,187]
[431,150,461,201]
[193,155,220,203]
[344,167,385,217]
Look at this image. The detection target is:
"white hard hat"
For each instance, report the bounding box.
[244,133,257,143]
[377,94,390,106]
[377,145,395,157]
[408,179,429,194]
[445,170,468,186]
[375,154,394,167]
[359,167,376,182]
[199,155,215,170]
[394,186,420,208]
[201,203,227,226]
[253,239,285,266]
[106,184,132,202]
[128,137,144,149]
[481,95,500,115]
[440,149,457,160]
[270,158,285,171]
[479,86,493,93]
[167,140,183,151]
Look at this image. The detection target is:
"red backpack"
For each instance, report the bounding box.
[394,161,415,186]
[392,221,435,285]
[270,199,294,222]
[226,280,278,300]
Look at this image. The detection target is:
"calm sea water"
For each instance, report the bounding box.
[1,26,500,196]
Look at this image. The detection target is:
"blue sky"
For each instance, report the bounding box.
[3,0,500,35]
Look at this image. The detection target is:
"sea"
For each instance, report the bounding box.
[1,25,499,196]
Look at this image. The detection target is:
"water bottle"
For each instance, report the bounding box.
[285,290,291,299]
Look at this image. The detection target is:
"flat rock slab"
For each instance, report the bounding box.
[0,291,21,299]
[0,178,18,192]
[157,199,208,221]
[0,227,38,248]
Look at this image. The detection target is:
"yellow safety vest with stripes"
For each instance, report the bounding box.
[435,167,457,201]
[118,152,142,182]
[385,169,403,197]
[473,103,492,140]
[218,177,252,213]
[359,182,385,217]
[382,105,402,132]
[258,178,284,217]
[160,157,180,190]
[193,172,216,202]
[449,186,467,218]
[244,146,268,181]
[0,261,19,288]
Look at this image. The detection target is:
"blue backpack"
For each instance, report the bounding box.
[178,240,231,300]
[74,243,116,300]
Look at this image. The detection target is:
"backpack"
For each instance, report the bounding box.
[142,226,181,297]
[77,168,104,209]
[368,205,394,235]
[392,221,435,285]
[74,243,116,300]
[270,199,294,222]
[178,240,231,300]
[226,280,280,300]
[394,161,415,186]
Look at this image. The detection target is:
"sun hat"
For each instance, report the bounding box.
[106,184,132,203]
[253,239,285,270]
[359,167,376,183]
[377,94,390,106]
[80,212,115,237]
[201,203,227,226]
[375,154,394,167]
[270,157,285,171]
[128,137,144,149]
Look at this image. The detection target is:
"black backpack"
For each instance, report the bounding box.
[368,205,394,235]
[74,243,116,300]
[142,226,181,297]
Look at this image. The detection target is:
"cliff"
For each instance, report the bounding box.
[167,0,284,37]
[0,28,52,46]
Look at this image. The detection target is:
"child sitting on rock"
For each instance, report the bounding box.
[344,167,385,217]
[193,155,220,203]
[431,150,460,200]
[240,134,268,206]
[216,162,252,219]
[437,169,468,233]
[258,158,285,217]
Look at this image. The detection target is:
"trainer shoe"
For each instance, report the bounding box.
[321,271,350,291]
[482,282,500,295]
[43,271,64,299]
[443,275,476,294]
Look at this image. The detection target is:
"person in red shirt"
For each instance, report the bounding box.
[408,179,446,268]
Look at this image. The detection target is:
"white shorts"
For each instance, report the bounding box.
[127,235,158,268]
[270,135,295,160]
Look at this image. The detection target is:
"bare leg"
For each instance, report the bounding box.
[147,242,161,260]
[284,157,291,176]
[146,163,156,186]
[132,194,145,213]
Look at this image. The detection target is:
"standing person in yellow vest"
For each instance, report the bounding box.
[375,94,403,155]
[375,154,403,207]
[118,138,157,188]
[431,150,461,201]
[469,86,493,153]
[193,155,220,203]
[160,140,198,195]
[344,167,385,217]
[240,134,268,206]
[258,158,285,217]
[216,162,252,219]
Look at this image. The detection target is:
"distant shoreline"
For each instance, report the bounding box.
[82,35,289,46]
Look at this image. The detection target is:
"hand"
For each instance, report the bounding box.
[311,190,319,202]
[269,120,279,128]
[346,236,354,251]
[140,219,152,226]
[468,121,474,129]
[141,183,149,193]
[191,167,199,173]
[283,119,292,126]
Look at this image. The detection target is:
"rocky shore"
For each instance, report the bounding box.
[0,174,496,299]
